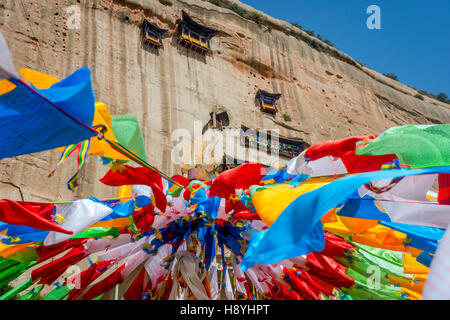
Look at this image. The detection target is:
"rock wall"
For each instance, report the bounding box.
[1,0,449,202]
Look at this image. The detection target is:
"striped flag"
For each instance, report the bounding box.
[48,139,90,191]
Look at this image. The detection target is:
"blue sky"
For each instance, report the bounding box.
[240,0,450,97]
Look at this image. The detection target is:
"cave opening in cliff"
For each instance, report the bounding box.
[215,112,230,128]
[142,19,168,48]
[202,111,230,133]
[256,89,281,115]
[177,10,219,54]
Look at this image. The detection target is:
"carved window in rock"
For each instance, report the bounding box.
[181,28,208,49]
[256,90,281,115]
[215,112,230,129]
[240,125,308,159]
[202,111,230,134]
[142,20,167,48]
[177,10,219,54]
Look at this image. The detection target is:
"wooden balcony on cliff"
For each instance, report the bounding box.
[177,10,219,54]
[142,20,167,48]
[256,90,281,115]
[240,125,308,159]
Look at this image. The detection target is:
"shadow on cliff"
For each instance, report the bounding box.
[141,42,161,56]
[170,34,208,64]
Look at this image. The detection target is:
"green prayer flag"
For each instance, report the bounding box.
[112,114,147,162]
[355,124,450,168]
[43,285,72,300]
[168,186,183,198]
[344,268,402,300]
[338,291,358,300]
[0,261,35,284]
[350,242,404,266]
[70,227,120,239]
[17,284,44,300]
[0,259,20,273]
[0,278,35,300]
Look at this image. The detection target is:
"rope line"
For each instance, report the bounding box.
[8,76,183,187]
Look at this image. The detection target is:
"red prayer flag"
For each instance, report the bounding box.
[0,199,72,235]
[209,163,266,199]
[32,245,87,285]
[131,204,155,232]
[438,173,450,205]
[65,260,113,300]
[171,175,189,188]
[270,279,302,300]
[36,238,87,263]
[232,210,261,221]
[100,165,167,211]
[283,267,321,300]
[305,252,354,289]
[123,267,147,300]
[81,264,126,300]
[305,136,397,173]
[320,233,354,258]
[298,270,335,297]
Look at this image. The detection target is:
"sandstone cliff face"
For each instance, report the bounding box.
[1,0,449,202]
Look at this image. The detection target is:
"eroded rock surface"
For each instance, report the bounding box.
[1,0,449,201]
